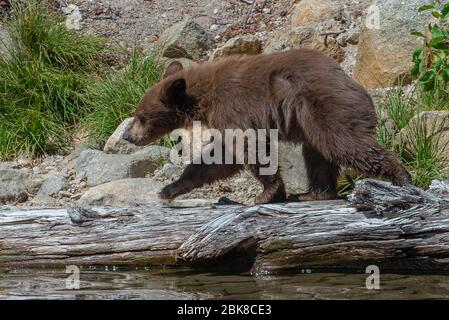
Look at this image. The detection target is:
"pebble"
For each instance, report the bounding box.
[59,191,73,198]
[71,193,83,200]
[262,8,271,14]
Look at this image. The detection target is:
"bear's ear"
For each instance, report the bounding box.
[162,77,193,110]
[163,61,184,79]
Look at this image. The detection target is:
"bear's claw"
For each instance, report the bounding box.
[158,186,175,200]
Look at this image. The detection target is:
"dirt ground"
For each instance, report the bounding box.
[69,0,294,48]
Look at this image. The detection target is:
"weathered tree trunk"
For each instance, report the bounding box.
[2,179,449,273]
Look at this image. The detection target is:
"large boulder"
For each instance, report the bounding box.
[264,27,345,63]
[212,35,262,60]
[78,178,163,207]
[278,143,309,195]
[75,146,170,187]
[0,168,29,203]
[290,0,341,28]
[158,17,214,60]
[103,118,143,154]
[353,0,432,88]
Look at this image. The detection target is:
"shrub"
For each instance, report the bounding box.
[411,1,449,91]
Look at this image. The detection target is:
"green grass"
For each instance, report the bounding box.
[0,1,164,159]
[0,55,91,158]
[415,83,449,111]
[405,115,449,188]
[7,1,106,72]
[83,50,163,145]
[0,1,107,159]
[374,83,449,189]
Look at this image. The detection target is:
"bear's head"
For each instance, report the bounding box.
[124,61,196,146]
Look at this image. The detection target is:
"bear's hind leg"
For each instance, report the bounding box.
[302,143,340,200]
[334,139,412,186]
[248,165,287,204]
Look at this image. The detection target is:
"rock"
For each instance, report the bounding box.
[161,163,182,179]
[278,142,309,195]
[16,158,33,168]
[37,172,70,197]
[62,4,83,31]
[0,23,11,60]
[75,146,170,187]
[262,8,271,14]
[158,17,213,60]
[335,8,351,24]
[290,0,340,27]
[59,191,73,198]
[428,180,449,196]
[161,57,197,70]
[353,0,432,88]
[0,169,29,203]
[264,27,345,63]
[78,178,163,207]
[24,175,46,195]
[368,84,415,106]
[345,28,360,45]
[103,118,143,154]
[212,35,262,60]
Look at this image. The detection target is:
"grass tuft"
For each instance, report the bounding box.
[0,1,163,159]
[83,49,163,145]
[374,83,449,189]
[7,0,107,72]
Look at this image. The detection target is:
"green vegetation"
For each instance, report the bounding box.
[84,50,163,145]
[375,85,449,189]
[0,1,104,158]
[0,1,163,159]
[377,1,449,189]
[340,2,449,193]
[411,1,449,91]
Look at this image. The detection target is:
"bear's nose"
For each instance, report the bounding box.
[122,131,131,142]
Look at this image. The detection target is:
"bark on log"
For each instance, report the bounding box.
[1,179,449,273]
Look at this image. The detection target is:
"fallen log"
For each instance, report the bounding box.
[0,205,228,269]
[1,179,449,273]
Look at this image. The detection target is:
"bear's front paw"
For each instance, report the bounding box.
[158,185,177,200]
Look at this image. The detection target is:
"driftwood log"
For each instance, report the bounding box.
[1,179,449,273]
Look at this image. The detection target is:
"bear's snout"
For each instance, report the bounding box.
[122,119,139,144]
[122,131,130,141]
[122,118,152,146]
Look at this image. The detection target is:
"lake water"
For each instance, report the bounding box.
[1,268,449,300]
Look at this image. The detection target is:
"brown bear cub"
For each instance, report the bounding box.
[124,49,412,204]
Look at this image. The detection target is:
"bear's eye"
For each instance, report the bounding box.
[137,113,146,124]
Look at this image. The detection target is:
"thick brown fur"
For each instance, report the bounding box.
[124,49,412,204]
